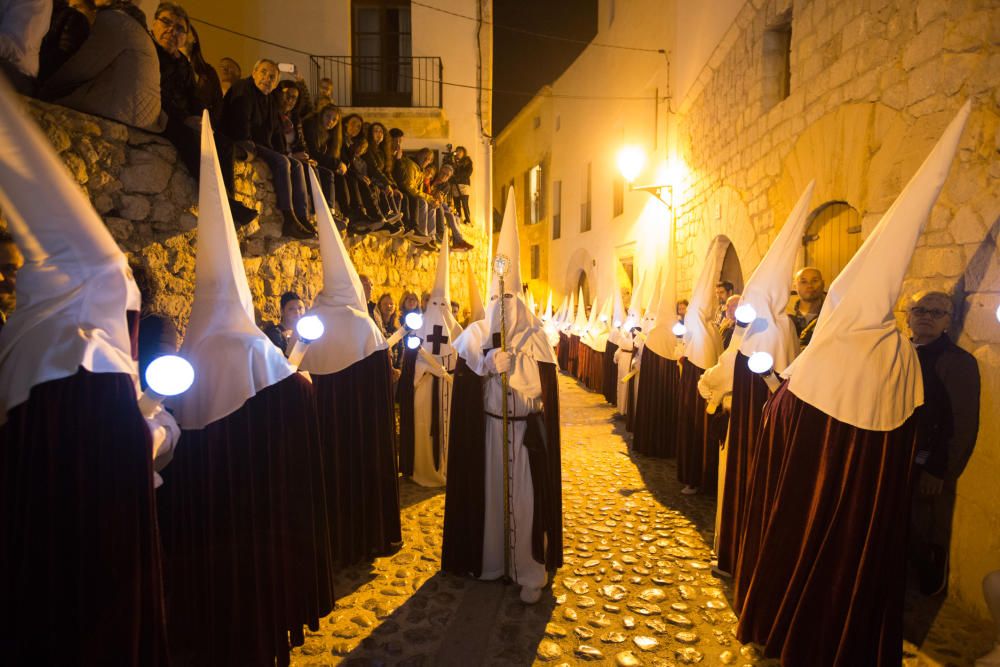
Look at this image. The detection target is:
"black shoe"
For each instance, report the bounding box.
[229,198,258,227]
[452,239,474,252]
[281,210,315,239]
[331,207,349,232]
[383,222,405,238]
[348,220,376,235]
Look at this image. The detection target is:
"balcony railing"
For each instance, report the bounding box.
[310,55,442,109]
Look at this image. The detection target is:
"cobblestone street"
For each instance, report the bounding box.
[291,374,993,666]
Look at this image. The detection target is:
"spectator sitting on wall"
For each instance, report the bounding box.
[221,58,315,239]
[430,163,473,252]
[181,23,222,123]
[0,0,52,94]
[365,121,405,232]
[39,0,164,131]
[452,145,473,223]
[301,103,350,230]
[341,113,400,233]
[217,55,239,94]
[147,1,256,227]
[37,0,90,84]
[393,147,436,244]
[262,291,306,357]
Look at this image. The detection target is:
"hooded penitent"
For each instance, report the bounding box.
[735,101,972,667]
[443,187,561,589]
[699,181,814,408]
[639,265,663,337]
[0,86,140,425]
[572,287,588,333]
[467,261,487,324]
[645,218,681,361]
[171,112,293,428]
[683,237,729,370]
[399,238,463,487]
[0,75,167,666]
[607,285,626,347]
[782,103,972,431]
[299,169,387,376]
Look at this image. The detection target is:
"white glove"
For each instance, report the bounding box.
[492,349,513,375]
[145,404,180,488]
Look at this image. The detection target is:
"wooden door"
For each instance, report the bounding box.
[804,202,862,283]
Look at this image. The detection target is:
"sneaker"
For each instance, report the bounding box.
[424,240,439,251]
[405,229,431,244]
[383,209,403,224]
[451,240,474,252]
[347,221,376,235]
[680,485,699,495]
[281,210,315,239]
[229,198,258,227]
[384,222,405,238]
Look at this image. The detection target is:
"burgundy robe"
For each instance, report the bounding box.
[602,341,619,405]
[557,331,569,370]
[567,334,580,378]
[0,368,168,666]
[313,349,402,565]
[631,346,681,459]
[158,372,335,667]
[676,358,709,487]
[735,383,918,667]
[716,352,770,575]
[441,359,562,577]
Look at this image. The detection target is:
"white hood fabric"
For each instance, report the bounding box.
[0,80,140,425]
[172,113,294,428]
[699,181,815,407]
[413,239,463,384]
[583,294,613,352]
[572,288,588,333]
[466,262,486,323]
[783,101,972,431]
[624,268,647,330]
[542,290,553,321]
[683,237,728,370]
[560,290,575,331]
[453,187,556,396]
[639,266,662,335]
[645,218,682,361]
[300,167,388,376]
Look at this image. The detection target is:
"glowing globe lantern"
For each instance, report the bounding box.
[671,321,687,337]
[616,146,646,184]
[734,303,757,326]
[747,351,774,374]
[139,354,195,417]
[405,334,422,350]
[288,314,327,368]
[404,311,424,331]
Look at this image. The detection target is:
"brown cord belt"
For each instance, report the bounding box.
[484,411,540,422]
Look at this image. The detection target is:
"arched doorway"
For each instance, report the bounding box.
[803,201,862,283]
[576,270,590,307]
[720,242,744,293]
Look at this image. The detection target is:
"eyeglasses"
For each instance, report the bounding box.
[156,16,188,35]
[910,307,950,318]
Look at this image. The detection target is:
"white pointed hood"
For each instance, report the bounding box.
[561,290,575,331]
[699,182,814,407]
[646,223,682,360]
[541,289,559,347]
[526,289,536,314]
[607,286,627,347]
[453,186,556,385]
[172,112,293,428]
[466,262,486,323]
[583,294,613,352]
[783,101,971,431]
[572,288,588,333]
[624,268,647,330]
[552,294,568,326]
[300,166,387,376]
[413,238,463,383]
[683,236,728,370]
[542,290,553,321]
[639,265,663,335]
[0,80,140,424]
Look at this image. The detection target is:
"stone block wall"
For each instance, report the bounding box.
[672,0,999,618]
[0,98,489,331]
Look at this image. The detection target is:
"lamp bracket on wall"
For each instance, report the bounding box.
[629,183,673,208]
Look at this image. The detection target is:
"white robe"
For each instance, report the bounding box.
[615,337,635,414]
[479,350,547,589]
[411,352,455,488]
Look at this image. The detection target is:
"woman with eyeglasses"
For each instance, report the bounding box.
[39,0,164,130]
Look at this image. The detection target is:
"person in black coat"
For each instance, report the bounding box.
[452,145,473,223]
[149,2,256,226]
[37,0,90,83]
[221,59,313,238]
[302,104,350,228]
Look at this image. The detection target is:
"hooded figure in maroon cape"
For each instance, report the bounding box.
[698,181,813,577]
[398,237,463,487]
[556,289,573,368]
[602,286,626,405]
[158,112,335,667]
[299,166,402,565]
[614,268,646,426]
[632,221,684,460]
[675,236,728,493]
[442,187,562,605]
[735,101,972,667]
[0,78,171,667]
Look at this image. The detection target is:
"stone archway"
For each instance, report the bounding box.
[563,246,595,305]
[687,187,755,289]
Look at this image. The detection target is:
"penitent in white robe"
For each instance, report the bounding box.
[615,337,635,415]
[411,352,456,487]
[479,350,547,589]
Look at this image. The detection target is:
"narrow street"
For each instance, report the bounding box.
[291,374,993,667]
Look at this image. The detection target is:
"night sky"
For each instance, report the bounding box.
[493,0,598,134]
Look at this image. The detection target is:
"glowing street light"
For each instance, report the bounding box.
[616,146,646,184]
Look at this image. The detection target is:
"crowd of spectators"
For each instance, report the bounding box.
[0,0,475,250]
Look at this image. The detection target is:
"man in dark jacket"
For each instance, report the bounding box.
[393,147,435,242]
[907,290,981,596]
[150,2,256,226]
[221,58,314,238]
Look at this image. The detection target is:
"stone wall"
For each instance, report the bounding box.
[673,0,999,617]
[0,98,489,331]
